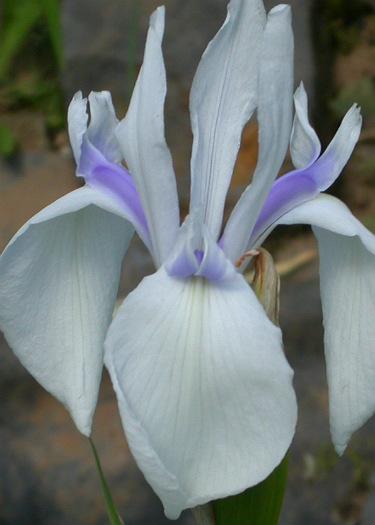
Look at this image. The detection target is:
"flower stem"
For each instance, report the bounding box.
[89,437,124,525]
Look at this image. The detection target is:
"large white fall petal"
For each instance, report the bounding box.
[277,194,375,453]
[105,267,297,519]
[0,187,133,435]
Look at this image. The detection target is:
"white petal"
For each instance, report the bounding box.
[276,194,375,453]
[87,91,121,163]
[68,91,88,165]
[105,268,297,518]
[0,187,133,435]
[165,215,202,278]
[189,0,266,239]
[313,104,362,191]
[290,82,321,169]
[222,5,294,263]
[275,194,375,251]
[116,7,179,267]
[165,211,237,282]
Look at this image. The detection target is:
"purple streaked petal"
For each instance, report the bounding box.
[250,168,319,245]
[78,136,151,250]
[165,216,201,278]
[197,234,237,281]
[310,104,361,191]
[166,251,199,279]
[166,218,235,282]
[248,104,361,248]
[87,91,121,163]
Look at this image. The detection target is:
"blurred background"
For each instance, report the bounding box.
[1,0,375,523]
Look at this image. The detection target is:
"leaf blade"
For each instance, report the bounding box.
[89,438,124,525]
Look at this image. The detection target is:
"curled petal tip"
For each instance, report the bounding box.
[269,4,291,16]
[89,89,111,99]
[294,81,307,99]
[73,413,93,438]
[334,442,347,457]
[150,5,165,37]
[354,103,362,120]
[72,90,85,102]
[347,103,363,132]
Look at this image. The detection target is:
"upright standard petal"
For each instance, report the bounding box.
[68,90,122,167]
[68,91,88,165]
[105,268,297,518]
[0,187,133,435]
[290,82,321,169]
[116,6,179,267]
[274,194,375,453]
[189,0,266,239]
[86,91,121,163]
[249,104,362,248]
[222,4,294,263]
[312,104,362,191]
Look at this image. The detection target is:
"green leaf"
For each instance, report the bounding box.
[212,455,288,525]
[39,0,64,68]
[89,438,125,525]
[0,0,42,80]
[0,123,17,158]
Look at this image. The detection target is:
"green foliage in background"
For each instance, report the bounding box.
[0,123,17,158]
[0,0,64,152]
[0,0,62,80]
[318,0,373,54]
[331,79,375,119]
[311,0,373,139]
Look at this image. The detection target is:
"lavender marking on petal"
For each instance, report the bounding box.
[251,170,318,242]
[194,250,204,264]
[79,136,151,247]
[167,253,199,279]
[248,157,339,246]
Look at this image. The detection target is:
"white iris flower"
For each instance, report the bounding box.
[0,0,373,519]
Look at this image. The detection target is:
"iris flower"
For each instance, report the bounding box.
[0,0,374,519]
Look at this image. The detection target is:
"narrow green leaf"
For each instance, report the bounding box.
[0,0,42,80]
[89,438,124,525]
[213,455,288,525]
[0,123,17,158]
[39,0,64,68]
